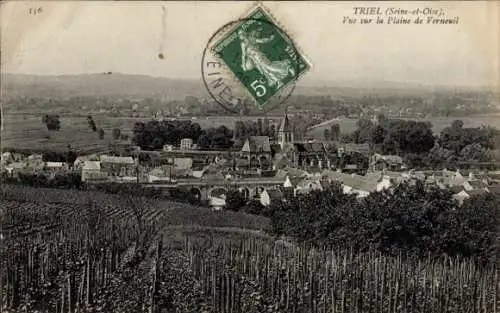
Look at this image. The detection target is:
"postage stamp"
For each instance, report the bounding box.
[202,4,311,112]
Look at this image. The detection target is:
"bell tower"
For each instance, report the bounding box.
[277,108,293,150]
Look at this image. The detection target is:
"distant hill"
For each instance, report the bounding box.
[2,73,208,100]
[2,73,491,100]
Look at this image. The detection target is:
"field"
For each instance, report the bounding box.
[1,184,499,313]
[1,114,283,153]
[3,113,500,153]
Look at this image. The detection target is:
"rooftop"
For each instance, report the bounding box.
[293,142,326,153]
[82,161,101,171]
[100,155,135,164]
[264,189,284,201]
[242,136,272,153]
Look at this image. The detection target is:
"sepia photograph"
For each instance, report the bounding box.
[1,1,499,312]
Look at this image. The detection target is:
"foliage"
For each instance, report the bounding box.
[132,120,203,150]
[225,190,247,211]
[330,123,341,141]
[439,120,496,153]
[240,200,266,216]
[338,151,369,171]
[404,121,499,168]
[112,128,121,140]
[87,115,97,132]
[2,176,498,313]
[323,128,330,140]
[234,119,271,139]
[269,182,500,262]
[41,149,78,165]
[42,114,61,131]
[10,172,83,189]
[131,120,233,150]
[351,117,435,155]
[98,127,105,140]
[197,125,234,150]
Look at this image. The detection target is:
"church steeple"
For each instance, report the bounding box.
[278,108,293,149]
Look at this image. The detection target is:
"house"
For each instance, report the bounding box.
[174,157,193,170]
[146,165,185,183]
[320,169,345,183]
[163,145,174,152]
[295,178,324,195]
[338,143,371,156]
[372,154,405,171]
[73,154,99,169]
[281,174,302,197]
[427,169,459,189]
[260,189,285,206]
[452,189,489,205]
[463,180,489,192]
[276,167,308,181]
[27,154,44,163]
[170,167,192,178]
[191,168,206,178]
[380,171,407,185]
[148,167,167,183]
[340,174,384,198]
[180,138,193,150]
[290,142,330,170]
[241,136,272,163]
[448,170,467,187]
[1,152,13,164]
[44,162,66,174]
[100,155,136,178]
[4,162,27,178]
[452,190,469,205]
[339,151,370,174]
[81,161,105,182]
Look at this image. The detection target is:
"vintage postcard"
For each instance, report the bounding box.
[1,1,499,313]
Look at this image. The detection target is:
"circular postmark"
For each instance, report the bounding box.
[201,18,302,114]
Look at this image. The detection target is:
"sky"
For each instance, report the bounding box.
[1,1,498,88]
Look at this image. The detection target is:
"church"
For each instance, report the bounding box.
[274,112,336,171]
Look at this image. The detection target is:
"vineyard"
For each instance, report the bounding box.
[1,184,499,313]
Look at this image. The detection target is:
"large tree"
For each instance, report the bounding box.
[439,121,496,158]
[42,114,61,131]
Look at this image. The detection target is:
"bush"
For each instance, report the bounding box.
[225,190,247,211]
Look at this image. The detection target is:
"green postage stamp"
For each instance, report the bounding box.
[211,5,311,109]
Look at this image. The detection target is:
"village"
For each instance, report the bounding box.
[2,112,497,210]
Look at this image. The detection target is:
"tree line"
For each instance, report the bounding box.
[131,120,235,150]
[340,115,499,168]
